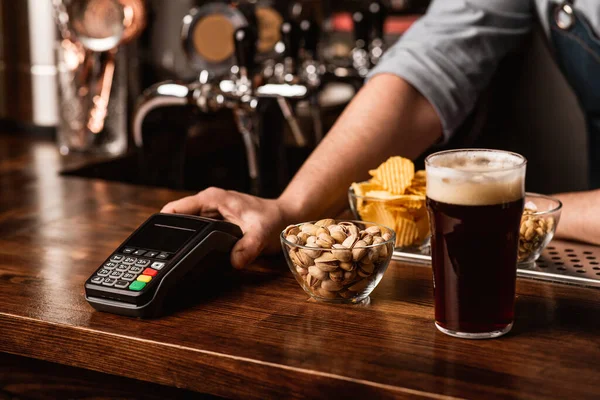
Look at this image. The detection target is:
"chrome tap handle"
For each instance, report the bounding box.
[352,10,371,77]
[352,10,369,51]
[299,19,319,60]
[368,1,387,66]
[368,1,386,43]
[281,20,301,64]
[234,26,257,77]
[233,108,260,194]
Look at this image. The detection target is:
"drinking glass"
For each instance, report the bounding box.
[425,149,526,339]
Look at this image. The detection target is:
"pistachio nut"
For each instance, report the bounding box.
[365,226,381,236]
[367,247,380,262]
[352,240,368,262]
[343,269,357,283]
[339,290,355,299]
[382,232,392,241]
[306,274,321,288]
[284,225,301,236]
[348,278,370,292]
[292,248,314,267]
[331,244,352,262]
[301,223,319,236]
[315,218,336,228]
[347,224,359,237]
[308,265,329,280]
[315,227,330,237]
[295,265,308,276]
[339,222,359,237]
[316,233,335,248]
[289,249,302,266]
[314,252,340,272]
[342,234,359,248]
[329,269,344,282]
[361,234,374,246]
[306,235,317,245]
[321,279,344,292]
[331,231,347,244]
[379,243,390,260]
[297,232,310,244]
[358,262,374,277]
[303,243,322,259]
[328,224,344,234]
[339,261,355,271]
[286,235,299,244]
[315,238,333,249]
[317,287,338,299]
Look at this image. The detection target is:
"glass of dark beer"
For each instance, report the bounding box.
[425,149,526,339]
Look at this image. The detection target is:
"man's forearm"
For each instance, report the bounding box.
[554,190,600,245]
[277,74,442,222]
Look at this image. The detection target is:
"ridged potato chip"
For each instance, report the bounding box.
[352,160,429,248]
[372,157,414,195]
[387,195,425,209]
[395,217,419,247]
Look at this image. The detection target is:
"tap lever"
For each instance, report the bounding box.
[280,20,301,64]
[299,19,319,59]
[234,26,257,76]
[352,11,369,50]
[368,1,386,43]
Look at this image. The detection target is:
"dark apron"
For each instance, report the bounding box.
[549,0,600,188]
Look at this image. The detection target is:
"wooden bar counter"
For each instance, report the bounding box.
[1,135,599,399]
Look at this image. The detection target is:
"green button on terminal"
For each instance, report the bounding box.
[129,281,146,291]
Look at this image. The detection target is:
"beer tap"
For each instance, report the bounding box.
[230,27,261,194]
[351,10,371,78]
[368,1,387,66]
[263,20,308,148]
[299,18,325,143]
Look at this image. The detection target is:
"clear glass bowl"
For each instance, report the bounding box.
[281,220,395,304]
[348,185,430,249]
[518,193,562,264]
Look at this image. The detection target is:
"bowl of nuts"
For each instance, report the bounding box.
[281,219,395,304]
[518,193,562,265]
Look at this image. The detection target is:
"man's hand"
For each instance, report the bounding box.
[161,188,291,269]
[554,189,600,245]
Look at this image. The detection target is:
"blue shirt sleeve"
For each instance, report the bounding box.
[368,0,534,141]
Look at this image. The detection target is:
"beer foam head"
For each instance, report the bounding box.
[425,149,526,206]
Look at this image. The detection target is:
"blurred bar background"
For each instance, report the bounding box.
[0,0,589,198]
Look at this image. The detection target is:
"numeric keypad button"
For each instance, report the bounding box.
[110,270,124,279]
[135,259,151,267]
[97,269,110,277]
[122,273,137,281]
[122,257,137,265]
[114,280,129,289]
[102,278,117,287]
[110,254,124,262]
[128,266,143,274]
[102,262,118,270]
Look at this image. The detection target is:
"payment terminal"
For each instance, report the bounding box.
[85,213,242,317]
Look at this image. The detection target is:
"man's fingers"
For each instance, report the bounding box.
[230,232,265,269]
[161,195,203,215]
[161,187,226,215]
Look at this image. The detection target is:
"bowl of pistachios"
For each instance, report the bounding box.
[281,219,396,304]
[518,193,562,264]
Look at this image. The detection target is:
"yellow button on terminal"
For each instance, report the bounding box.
[136,275,152,283]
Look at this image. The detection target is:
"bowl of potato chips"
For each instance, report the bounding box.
[348,156,430,249]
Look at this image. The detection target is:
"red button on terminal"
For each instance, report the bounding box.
[143,268,158,277]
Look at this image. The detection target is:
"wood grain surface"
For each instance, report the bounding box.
[1,136,600,399]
